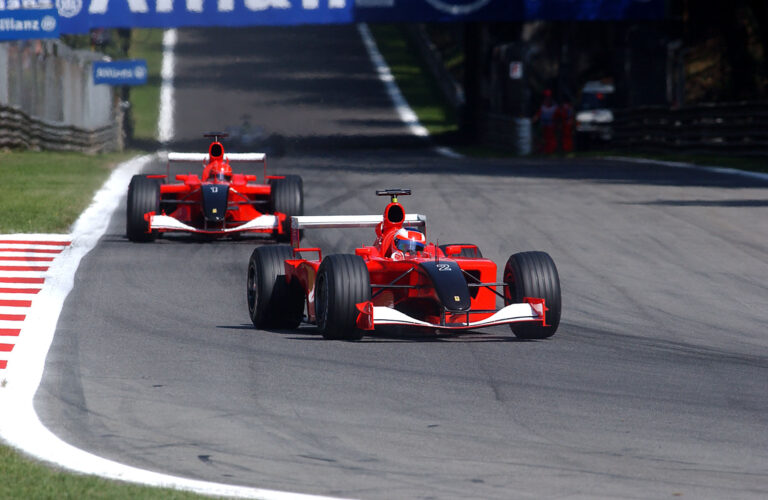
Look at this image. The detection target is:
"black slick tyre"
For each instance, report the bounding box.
[504,251,561,339]
[439,243,483,258]
[247,245,304,329]
[315,254,371,340]
[126,175,160,242]
[270,175,303,242]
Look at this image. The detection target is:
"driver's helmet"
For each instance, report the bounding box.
[394,227,426,253]
[209,163,232,182]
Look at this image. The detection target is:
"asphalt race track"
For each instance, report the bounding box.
[35,26,768,499]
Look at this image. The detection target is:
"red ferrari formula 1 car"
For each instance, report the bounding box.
[126,133,302,242]
[246,189,561,340]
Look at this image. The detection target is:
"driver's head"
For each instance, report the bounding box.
[209,163,232,182]
[393,227,425,254]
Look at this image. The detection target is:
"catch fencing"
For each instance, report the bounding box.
[612,102,768,156]
[0,39,121,152]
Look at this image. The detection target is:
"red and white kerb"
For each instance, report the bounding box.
[0,237,71,370]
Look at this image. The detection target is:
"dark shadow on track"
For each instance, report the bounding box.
[288,156,768,189]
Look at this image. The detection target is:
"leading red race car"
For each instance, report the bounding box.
[246,189,561,340]
[126,133,302,242]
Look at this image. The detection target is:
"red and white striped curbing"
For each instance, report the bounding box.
[0,237,71,371]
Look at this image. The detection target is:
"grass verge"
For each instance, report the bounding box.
[128,28,165,143]
[0,150,135,233]
[368,24,458,137]
[0,445,208,499]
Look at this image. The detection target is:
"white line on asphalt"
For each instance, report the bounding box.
[603,156,768,182]
[357,23,463,159]
[158,29,177,144]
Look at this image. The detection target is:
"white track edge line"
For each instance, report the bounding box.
[356,23,463,159]
[158,28,176,145]
[602,155,768,182]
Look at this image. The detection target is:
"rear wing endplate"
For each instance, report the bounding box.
[290,214,426,247]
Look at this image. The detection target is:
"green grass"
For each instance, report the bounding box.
[0,444,211,499]
[369,25,458,136]
[128,29,165,141]
[0,150,138,233]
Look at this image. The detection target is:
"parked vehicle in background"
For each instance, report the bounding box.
[576,80,615,148]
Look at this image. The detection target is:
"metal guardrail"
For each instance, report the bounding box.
[0,105,121,152]
[613,102,768,155]
[0,39,122,152]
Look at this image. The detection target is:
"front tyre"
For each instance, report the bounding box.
[247,245,304,329]
[126,175,160,242]
[504,251,561,339]
[315,254,371,340]
[270,175,304,242]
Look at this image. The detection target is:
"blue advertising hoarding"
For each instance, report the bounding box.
[93,59,148,85]
[0,1,665,35]
[0,8,59,40]
[355,0,666,23]
[56,0,354,34]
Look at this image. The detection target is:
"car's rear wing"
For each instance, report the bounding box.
[166,153,266,162]
[164,152,267,179]
[290,214,426,247]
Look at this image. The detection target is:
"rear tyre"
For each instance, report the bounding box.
[439,243,483,258]
[504,251,561,339]
[315,254,371,340]
[247,245,304,329]
[270,175,304,242]
[126,175,160,242]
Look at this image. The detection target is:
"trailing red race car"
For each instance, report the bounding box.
[246,189,561,340]
[126,133,302,242]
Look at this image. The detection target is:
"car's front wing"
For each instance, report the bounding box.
[355,298,547,331]
[147,214,280,234]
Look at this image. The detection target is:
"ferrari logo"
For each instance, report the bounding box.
[454,295,460,301]
[212,208,218,213]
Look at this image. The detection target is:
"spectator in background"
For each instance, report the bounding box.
[533,89,558,154]
[558,96,575,154]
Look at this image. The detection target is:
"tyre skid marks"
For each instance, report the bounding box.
[0,237,71,371]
